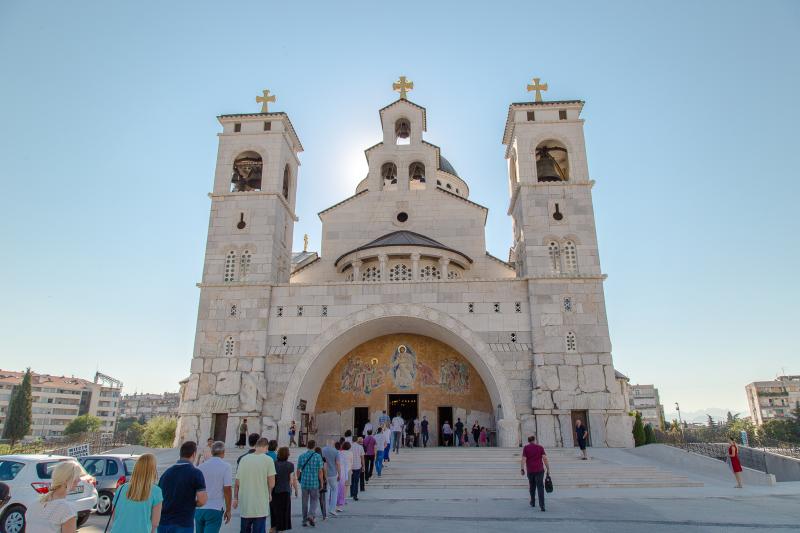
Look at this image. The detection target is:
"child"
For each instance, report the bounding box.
[479,426,488,447]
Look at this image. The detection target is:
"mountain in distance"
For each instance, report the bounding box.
[664,407,748,424]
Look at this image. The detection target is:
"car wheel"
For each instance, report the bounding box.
[96,490,114,515]
[76,511,91,528]
[0,505,26,533]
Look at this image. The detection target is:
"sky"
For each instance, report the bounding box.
[0,0,798,415]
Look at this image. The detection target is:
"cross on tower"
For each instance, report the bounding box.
[256,89,276,113]
[392,76,414,99]
[526,77,548,102]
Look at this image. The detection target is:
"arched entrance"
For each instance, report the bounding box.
[279,304,520,447]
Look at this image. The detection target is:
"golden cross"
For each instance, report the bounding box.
[303,234,309,252]
[392,76,414,99]
[256,89,276,112]
[526,77,548,102]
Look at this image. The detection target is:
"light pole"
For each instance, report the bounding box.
[675,402,684,442]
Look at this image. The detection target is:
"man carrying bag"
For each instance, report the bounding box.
[521,435,550,512]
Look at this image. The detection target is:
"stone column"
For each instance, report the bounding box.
[410,253,420,280]
[352,260,362,281]
[497,418,520,448]
[438,257,450,280]
[378,254,388,282]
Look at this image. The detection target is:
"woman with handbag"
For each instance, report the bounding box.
[107,453,162,532]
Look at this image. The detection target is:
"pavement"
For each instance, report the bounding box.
[78,444,800,532]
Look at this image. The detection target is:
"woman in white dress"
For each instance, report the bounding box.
[26,460,84,532]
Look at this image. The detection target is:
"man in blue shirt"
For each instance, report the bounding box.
[158,441,208,533]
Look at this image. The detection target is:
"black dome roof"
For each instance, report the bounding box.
[439,156,459,177]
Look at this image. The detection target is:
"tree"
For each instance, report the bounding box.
[143,417,177,448]
[761,418,799,443]
[116,417,139,433]
[706,414,716,429]
[632,412,646,446]
[125,422,145,445]
[64,415,102,436]
[644,423,655,444]
[2,368,32,445]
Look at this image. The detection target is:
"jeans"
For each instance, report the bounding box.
[302,488,319,522]
[364,454,375,480]
[239,517,266,533]
[392,431,401,452]
[350,469,361,498]
[158,527,194,533]
[195,509,223,533]
[327,475,339,510]
[527,471,545,508]
[375,451,383,476]
[455,432,462,446]
[384,443,391,461]
[422,431,429,447]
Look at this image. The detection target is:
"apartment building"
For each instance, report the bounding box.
[119,392,179,422]
[746,375,800,425]
[629,384,665,429]
[0,370,121,438]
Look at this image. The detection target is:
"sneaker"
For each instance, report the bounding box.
[309,517,316,527]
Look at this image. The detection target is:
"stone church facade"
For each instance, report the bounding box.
[175,83,633,449]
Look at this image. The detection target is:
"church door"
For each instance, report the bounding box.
[437,406,453,446]
[354,406,370,437]
[212,413,227,443]
[570,410,590,446]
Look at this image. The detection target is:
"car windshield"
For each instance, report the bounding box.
[0,460,24,481]
[123,458,137,475]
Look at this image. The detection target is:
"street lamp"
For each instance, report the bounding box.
[675,402,684,441]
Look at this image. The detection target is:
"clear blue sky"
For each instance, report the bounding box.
[1,1,798,414]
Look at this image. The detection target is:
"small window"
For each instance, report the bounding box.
[297,306,304,317]
[514,302,522,313]
[277,306,283,317]
[234,123,241,132]
[240,250,252,279]
[468,303,474,313]
[563,297,573,313]
[455,188,460,194]
[566,332,577,352]
[224,251,237,282]
[559,110,567,120]
[493,303,500,313]
[263,121,272,131]
[436,180,442,186]
[396,212,408,223]
[510,333,517,343]
[230,304,238,317]
[281,335,288,346]
[106,460,119,476]
[322,305,328,317]
[563,241,578,273]
[548,241,561,274]
[527,111,535,121]
[224,336,235,356]
[446,183,452,189]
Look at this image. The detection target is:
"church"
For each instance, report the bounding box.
[175,78,633,449]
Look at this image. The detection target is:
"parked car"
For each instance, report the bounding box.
[0,454,98,533]
[78,454,139,515]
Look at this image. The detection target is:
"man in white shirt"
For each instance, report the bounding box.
[363,420,373,437]
[350,437,366,500]
[196,441,233,530]
[391,412,404,454]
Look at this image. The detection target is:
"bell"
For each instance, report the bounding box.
[395,119,411,139]
[536,152,563,182]
[410,163,425,182]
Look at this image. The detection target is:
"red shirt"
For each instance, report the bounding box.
[522,443,546,473]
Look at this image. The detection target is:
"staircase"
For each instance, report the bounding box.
[372,447,702,489]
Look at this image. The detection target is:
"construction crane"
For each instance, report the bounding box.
[94,371,123,389]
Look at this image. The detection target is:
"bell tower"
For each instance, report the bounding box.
[504,79,632,448]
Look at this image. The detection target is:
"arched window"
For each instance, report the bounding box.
[447,269,461,280]
[224,251,237,282]
[344,271,354,282]
[381,162,398,186]
[535,141,569,182]
[389,264,411,281]
[563,240,578,273]
[240,250,252,279]
[409,162,425,183]
[282,165,290,200]
[230,151,263,192]
[548,241,561,274]
[395,118,411,145]
[420,264,441,281]
[223,336,235,356]
[361,266,379,282]
[566,331,577,352]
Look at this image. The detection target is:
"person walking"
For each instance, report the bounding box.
[238,433,261,466]
[413,417,421,447]
[158,441,208,533]
[289,421,297,447]
[321,440,341,516]
[479,427,488,447]
[575,419,589,460]
[454,418,464,447]
[267,440,279,462]
[110,453,163,533]
[197,438,214,466]
[373,428,386,477]
[442,421,453,447]
[521,435,550,512]
[363,430,376,482]
[728,437,744,488]
[391,412,404,453]
[195,441,232,533]
[314,447,328,521]
[378,410,390,427]
[462,427,470,447]
[25,460,82,532]
[336,442,348,513]
[237,419,249,449]
[350,437,365,500]
[421,416,429,447]
[296,440,324,527]
[405,418,415,448]
[234,437,276,533]
[363,420,374,437]
[471,422,480,447]
[270,447,299,532]
[382,424,392,463]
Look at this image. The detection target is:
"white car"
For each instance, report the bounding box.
[0,454,98,533]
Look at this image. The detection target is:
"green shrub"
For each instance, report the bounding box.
[644,423,655,444]
[143,417,177,448]
[632,412,646,447]
[64,415,102,436]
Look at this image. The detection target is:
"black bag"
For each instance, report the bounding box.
[544,474,553,493]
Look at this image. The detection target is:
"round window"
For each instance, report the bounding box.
[396,212,409,223]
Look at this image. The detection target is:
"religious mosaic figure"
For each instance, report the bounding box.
[391,344,416,389]
[340,358,385,395]
[417,362,438,387]
[440,359,470,393]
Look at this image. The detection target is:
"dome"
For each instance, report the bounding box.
[439,155,459,177]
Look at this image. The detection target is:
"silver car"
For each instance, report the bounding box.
[77,454,139,516]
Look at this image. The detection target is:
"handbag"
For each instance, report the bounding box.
[544,474,553,493]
